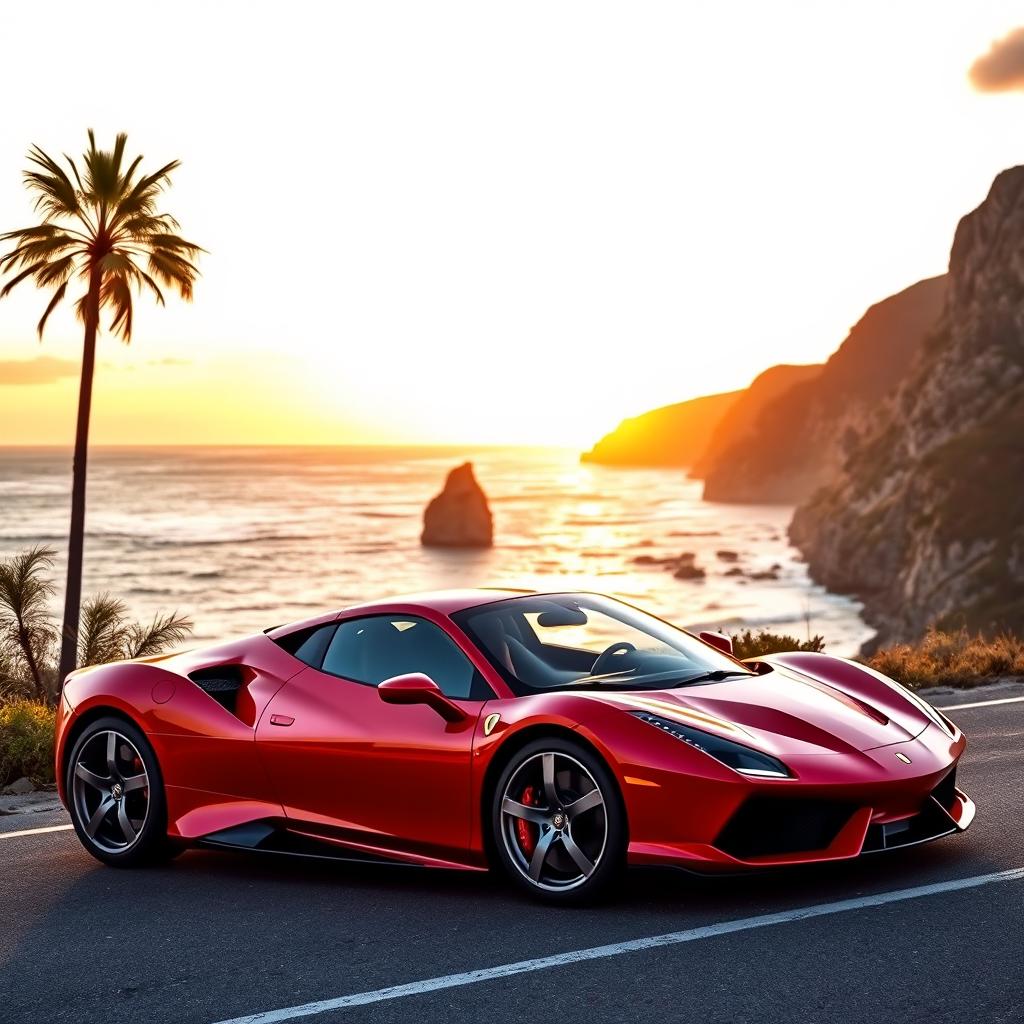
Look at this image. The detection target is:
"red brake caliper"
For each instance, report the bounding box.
[516,785,538,857]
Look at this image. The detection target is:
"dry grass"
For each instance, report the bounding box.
[864,629,1024,690]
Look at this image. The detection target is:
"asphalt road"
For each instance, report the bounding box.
[2,696,1022,1024]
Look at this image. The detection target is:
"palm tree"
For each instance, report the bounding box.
[0,131,202,687]
[0,547,58,702]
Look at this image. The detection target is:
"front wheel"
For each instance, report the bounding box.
[66,716,179,867]
[492,738,626,904]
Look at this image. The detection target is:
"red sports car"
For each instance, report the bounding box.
[56,590,974,902]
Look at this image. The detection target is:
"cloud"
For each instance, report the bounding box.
[969,27,1024,92]
[0,356,79,386]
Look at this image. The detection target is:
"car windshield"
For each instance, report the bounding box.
[452,593,752,695]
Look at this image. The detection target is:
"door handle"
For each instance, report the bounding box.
[270,714,294,727]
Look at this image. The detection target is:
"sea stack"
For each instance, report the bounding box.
[421,462,493,547]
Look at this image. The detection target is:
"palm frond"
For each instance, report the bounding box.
[147,251,198,300]
[102,272,134,340]
[36,254,77,288]
[136,268,166,306]
[78,593,129,666]
[147,233,205,257]
[37,281,68,336]
[83,130,130,208]
[119,212,181,237]
[123,611,193,659]
[24,145,82,221]
[0,260,46,298]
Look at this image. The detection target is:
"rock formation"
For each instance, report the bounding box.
[421,462,494,548]
[790,168,1024,645]
[699,276,946,503]
[580,391,741,468]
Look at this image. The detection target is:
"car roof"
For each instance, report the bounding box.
[267,588,538,637]
[338,588,534,616]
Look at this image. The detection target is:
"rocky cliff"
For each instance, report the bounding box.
[790,167,1024,645]
[692,363,823,497]
[700,276,946,503]
[581,390,740,468]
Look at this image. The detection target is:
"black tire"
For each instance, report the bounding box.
[66,715,180,867]
[491,737,626,904]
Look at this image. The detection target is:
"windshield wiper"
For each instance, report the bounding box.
[670,669,754,688]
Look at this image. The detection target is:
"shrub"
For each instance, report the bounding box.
[0,698,56,788]
[864,629,1024,690]
[730,629,826,660]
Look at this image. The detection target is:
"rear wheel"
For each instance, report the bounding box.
[67,716,179,867]
[492,738,626,904]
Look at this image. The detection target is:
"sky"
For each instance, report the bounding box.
[2,2,1024,448]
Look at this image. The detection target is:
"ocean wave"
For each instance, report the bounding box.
[144,532,322,547]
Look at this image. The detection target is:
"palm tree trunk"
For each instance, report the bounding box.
[57,265,101,688]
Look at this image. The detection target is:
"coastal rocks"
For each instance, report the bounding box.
[632,551,707,580]
[791,166,1024,646]
[1,777,34,796]
[673,556,706,580]
[634,548,780,584]
[421,462,493,548]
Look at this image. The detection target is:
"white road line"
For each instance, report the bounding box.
[212,866,1024,1024]
[936,695,1024,711]
[0,823,74,840]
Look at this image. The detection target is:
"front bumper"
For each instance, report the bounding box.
[623,725,973,871]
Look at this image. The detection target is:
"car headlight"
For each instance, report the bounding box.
[632,711,792,778]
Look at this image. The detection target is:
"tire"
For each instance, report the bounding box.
[66,715,180,867]
[491,737,626,904]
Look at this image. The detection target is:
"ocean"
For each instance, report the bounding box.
[0,445,874,654]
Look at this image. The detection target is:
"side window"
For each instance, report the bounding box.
[321,615,491,700]
[275,623,338,668]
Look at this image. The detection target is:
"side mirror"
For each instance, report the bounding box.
[378,673,466,723]
[698,631,734,656]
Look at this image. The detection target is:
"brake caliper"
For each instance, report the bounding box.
[516,785,538,857]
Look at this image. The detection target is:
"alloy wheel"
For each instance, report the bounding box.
[500,751,608,892]
[71,729,151,854]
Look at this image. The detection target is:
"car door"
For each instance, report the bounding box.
[255,613,492,861]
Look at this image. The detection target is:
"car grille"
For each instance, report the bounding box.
[714,797,857,859]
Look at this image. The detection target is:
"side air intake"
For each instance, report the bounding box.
[188,666,246,713]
